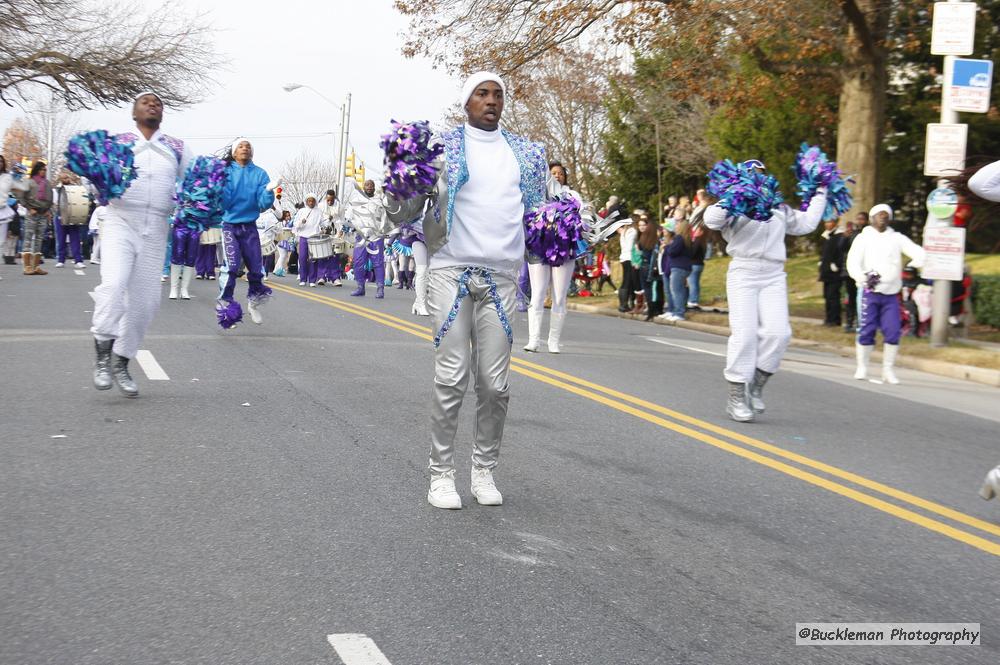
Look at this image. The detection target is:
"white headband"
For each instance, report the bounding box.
[461,71,506,106]
[869,203,893,220]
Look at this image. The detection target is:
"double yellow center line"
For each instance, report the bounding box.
[270,282,1000,557]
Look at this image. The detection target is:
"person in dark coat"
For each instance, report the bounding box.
[818,219,845,326]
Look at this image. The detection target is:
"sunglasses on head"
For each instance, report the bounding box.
[743,159,766,170]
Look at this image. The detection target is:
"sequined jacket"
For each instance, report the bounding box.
[386,125,547,257]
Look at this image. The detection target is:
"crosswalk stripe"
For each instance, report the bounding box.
[135,350,169,381]
[327,634,392,665]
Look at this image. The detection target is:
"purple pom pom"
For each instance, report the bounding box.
[793,143,854,221]
[524,195,586,267]
[380,120,443,200]
[216,299,243,329]
[706,159,784,222]
[63,130,138,205]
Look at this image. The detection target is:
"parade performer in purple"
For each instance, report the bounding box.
[293,193,323,286]
[846,204,924,385]
[168,217,200,299]
[217,138,278,328]
[89,92,192,397]
[346,179,392,299]
[382,72,547,509]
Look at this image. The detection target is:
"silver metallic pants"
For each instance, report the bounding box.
[427,266,516,474]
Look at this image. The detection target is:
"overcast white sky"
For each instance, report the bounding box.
[0,0,461,179]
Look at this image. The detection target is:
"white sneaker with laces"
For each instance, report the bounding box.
[428,471,462,509]
[55,262,65,268]
[470,466,503,505]
[74,262,85,269]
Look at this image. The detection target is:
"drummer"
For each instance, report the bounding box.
[53,170,87,269]
[293,192,324,287]
[319,188,344,286]
[255,206,283,280]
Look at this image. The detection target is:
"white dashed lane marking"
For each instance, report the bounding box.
[135,350,169,381]
[646,336,726,357]
[327,634,393,665]
[74,269,85,275]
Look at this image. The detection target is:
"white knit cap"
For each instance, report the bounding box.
[869,203,893,220]
[461,71,506,105]
[134,91,162,104]
[231,137,253,157]
[304,192,317,201]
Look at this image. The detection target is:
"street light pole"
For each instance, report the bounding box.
[339,93,352,200]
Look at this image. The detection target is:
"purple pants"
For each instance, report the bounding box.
[54,218,84,264]
[320,255,342,281]
[298,236,319,284]
[219,223,271,304]
[353,239,385,285]
[171,225,201,267]
[195,243,216,277]
[517,260,531,299]
[858,290,901,345]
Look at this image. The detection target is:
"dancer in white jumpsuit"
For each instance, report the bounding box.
[89,92,192,397]
[964,158,1000,501]
[704,178,827,422]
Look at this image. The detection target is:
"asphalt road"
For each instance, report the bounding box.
[2,262,998,665]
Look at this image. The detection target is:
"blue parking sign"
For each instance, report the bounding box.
[949,59,993,112]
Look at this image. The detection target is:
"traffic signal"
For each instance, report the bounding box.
[345,152,355,178]
[355,164,365,185]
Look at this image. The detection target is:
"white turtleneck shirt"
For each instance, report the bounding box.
[431,123,525,272]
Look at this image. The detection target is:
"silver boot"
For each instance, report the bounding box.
[111,353,139,397]
[93,339,113,390]
[727,381,754,422]
[748,368,772,415]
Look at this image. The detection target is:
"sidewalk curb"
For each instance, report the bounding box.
[566,302,1000,388]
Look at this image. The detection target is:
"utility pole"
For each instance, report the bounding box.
[338,93,352,202]
[654,119,663,225]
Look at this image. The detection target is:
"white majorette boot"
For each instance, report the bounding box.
[471,466,503,505]
[179,265,194,300]
[427,470,462,509]
[524,309,541,352]
[412,265,430,316]
[881,343,900,385]
[547,311,566,354]
[726,381,754,423]
[168,264,182,300]
[854,343,872,380]
[980,465,1000,500]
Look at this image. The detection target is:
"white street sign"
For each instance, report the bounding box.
[949,58,993,113]
[921,227,966,281]
[924,123,967,176]
[931,2,977,56]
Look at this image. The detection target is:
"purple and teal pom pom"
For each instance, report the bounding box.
[173,155,228,231]
[706,159,784,222]
[524,194,585,267]
[63,130,138,205]
[793,143,854,221]
[380,120,443,200]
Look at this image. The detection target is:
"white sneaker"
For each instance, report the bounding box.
[262,275,270,282]
[333,278,342,286]
[428,471,462,509]
[299,281,306,286]
[55,262,65,268]
[309,282,317,288]
[74,262,85,269]
[248,300,263,325]
[470,466,503,506]
[90,259,100,265]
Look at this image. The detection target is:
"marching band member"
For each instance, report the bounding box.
[846,204,925,385]
[217,138,277,328]
[523,161,581,354]
[90,92,192,397]
[53,171,87,269]
[168,209,200,300]
[346,179,392,299]
[385,72,547,509]
[319,188,344,286]
[703,161,827,422]
[293,193,324,287]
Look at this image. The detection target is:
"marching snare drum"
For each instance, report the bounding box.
[200,227,223,245]
[59,185,91,225]
[260,236,277,256]
[307,234,334,259]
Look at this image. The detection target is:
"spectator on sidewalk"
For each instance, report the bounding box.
[636,214,661,320]
[819,218,845,327]
[841,220,859,331]
[617,216,638,313]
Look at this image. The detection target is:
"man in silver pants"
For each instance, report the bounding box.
[388,72,547,509]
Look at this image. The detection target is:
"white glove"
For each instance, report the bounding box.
[265,175,283,192]
[831,264,839,273]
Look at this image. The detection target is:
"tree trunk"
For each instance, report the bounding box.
[836,0,889,224]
